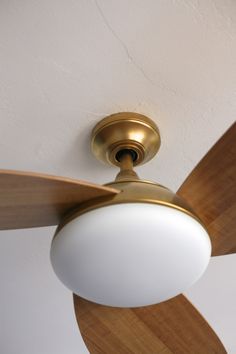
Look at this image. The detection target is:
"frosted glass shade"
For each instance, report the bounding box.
[50,203,211,307]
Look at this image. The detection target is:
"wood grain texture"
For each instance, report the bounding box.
[177,122,236,256]
[0,170,118,230]
[74,295,226,354]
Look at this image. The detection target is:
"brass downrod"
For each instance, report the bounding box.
[115,150,139,181]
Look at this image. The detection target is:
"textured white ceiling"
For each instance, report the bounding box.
[0,0,236,353]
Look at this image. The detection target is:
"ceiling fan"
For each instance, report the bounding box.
[1,112,235,354]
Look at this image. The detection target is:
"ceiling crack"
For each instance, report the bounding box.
[93,0,173,92]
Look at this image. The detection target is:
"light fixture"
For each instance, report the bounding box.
[50,113,211,308]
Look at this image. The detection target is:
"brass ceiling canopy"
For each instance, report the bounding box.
[91,112,161,167]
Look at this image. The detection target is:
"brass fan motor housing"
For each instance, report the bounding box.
[91,112,161,167]
[56,179,200,233]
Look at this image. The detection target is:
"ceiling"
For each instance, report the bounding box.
[0,0,235,353]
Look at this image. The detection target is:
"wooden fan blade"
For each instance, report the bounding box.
[0,170,119,230]
[177,122,236,256]
[74,295,226,354]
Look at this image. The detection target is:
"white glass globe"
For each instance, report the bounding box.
[50,203,211,307]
